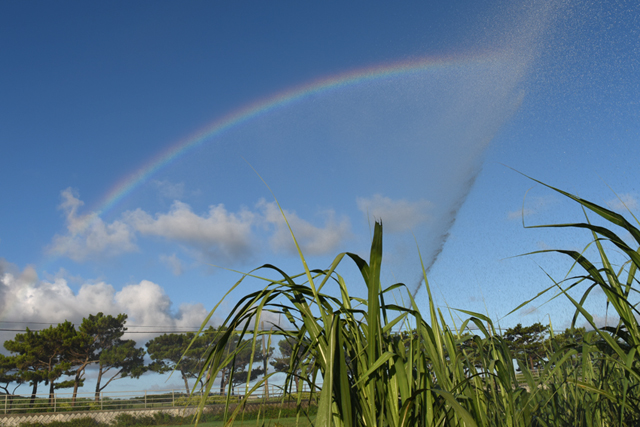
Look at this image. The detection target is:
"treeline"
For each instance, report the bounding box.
[0,312,581,408]
[464,322,588,371]
[0,313,297,407]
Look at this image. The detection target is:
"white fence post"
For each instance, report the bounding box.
[54,393,56,413]
[172,390,174,407]
[4,394,7,415]
[144,391,147,409]
[101,392,103,410]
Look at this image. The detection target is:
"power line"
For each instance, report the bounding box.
[0,327,300,333]
[0,328,204,333]
[0,320,210,328]
[0,321,56,325]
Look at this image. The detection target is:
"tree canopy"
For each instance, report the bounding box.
[0,354,22,395]
[1,315,277,399]
[87,313,146,400]
[4,322,77,404]
[503,322,549,370]
[270,336,312,393]
[146,330,209,394]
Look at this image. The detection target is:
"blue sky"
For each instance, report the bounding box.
[1,0,639,392]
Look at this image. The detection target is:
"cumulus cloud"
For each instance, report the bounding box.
[0,259,210,344]
[124,201,256,263]
[259,200,351,255]
[356,194,431,233]
[607,193,638,212]
[48,188,137,261]
[48,188,352,265]
[115,280,208,334]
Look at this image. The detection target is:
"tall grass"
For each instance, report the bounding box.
[193,180,640,426]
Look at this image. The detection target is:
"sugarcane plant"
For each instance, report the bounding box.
[190,177,640,426]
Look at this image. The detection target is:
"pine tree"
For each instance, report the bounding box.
[503,322,549,371]
[4,322,76,405]
[0,354,22,396]
[270,336,312,393]
[146,330,209,394]
[85,313,145,401]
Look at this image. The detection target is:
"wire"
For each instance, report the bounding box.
[0,327,300,333]
[0,321,62,325]
[0,321,209,328]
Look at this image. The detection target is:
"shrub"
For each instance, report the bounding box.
[19,418,100,427]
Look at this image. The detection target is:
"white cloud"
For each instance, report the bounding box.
[124,201,256,263]
[0,259,211,344]
[47,188,352,265]
[356,194,431,233]
[607,193,638,212]
[160,253,183,276]
[115,280,208,333]
[260,200,351,255]
[48,188,137,261]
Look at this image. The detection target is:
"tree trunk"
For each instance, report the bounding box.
[72,375,80,407]
[97,368,123,394]
[29,381,38,407]
[182,371,190,394]
[49,379,55,406]
[219,369,226,395]
[94,365,104,402]
[72,361,90,407]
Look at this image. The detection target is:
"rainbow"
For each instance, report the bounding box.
[94,53,500,217]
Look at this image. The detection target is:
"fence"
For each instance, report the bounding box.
[1,383,319,415]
